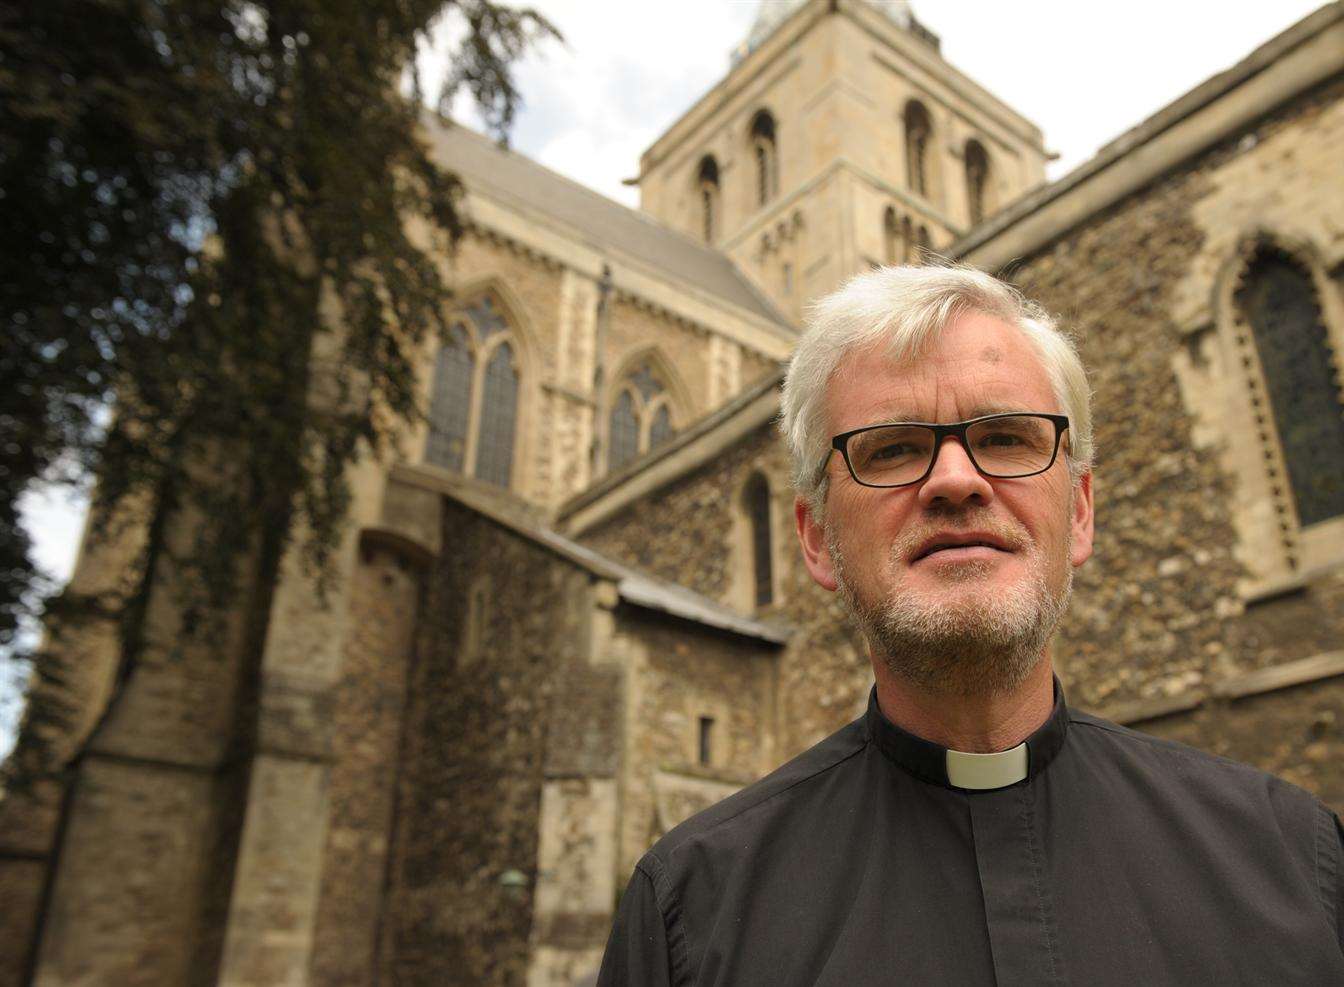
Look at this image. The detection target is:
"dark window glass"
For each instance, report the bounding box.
[1239,249,1344,526]
[751,110,777,206]
[901,216,913,263]
[465,295,509,340]
[698,716,714,766]
[650,404,675,448]
[474,341,519,487]
[883,207,899,264]
[965,140,990,225]
[698,155,720,243]
[427,324,474,471]
[745,473,773,606]
[609,390,640,471]
[904,101,932,198]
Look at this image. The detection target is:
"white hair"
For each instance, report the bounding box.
[780,264,1093,510]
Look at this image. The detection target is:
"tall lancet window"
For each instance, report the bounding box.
[904,100,934,199]
[750,109,779,208]
[698,155,721,243]
[744,472,773,607]
[607,359,678,472]
[475,341,519,487]
[964,139,992,226]
[427,324,474,472]
[916,225,932,262]
[426,293,522,489]
[1237,247,1344,526]
[883,207,900,265]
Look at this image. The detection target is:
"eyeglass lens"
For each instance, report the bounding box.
[845,415,1057,485]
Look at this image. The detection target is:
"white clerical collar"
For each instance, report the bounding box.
[945,743,1030,790]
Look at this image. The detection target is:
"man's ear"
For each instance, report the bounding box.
[1070,470,1095,568]
[795,495,839,592]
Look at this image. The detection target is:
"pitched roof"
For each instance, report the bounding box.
[390,463,790,646]
[421,115,793,330]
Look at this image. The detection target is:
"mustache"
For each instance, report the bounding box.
[890,510,1029,562]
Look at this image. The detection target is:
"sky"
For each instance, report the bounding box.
[4,0,1330,749]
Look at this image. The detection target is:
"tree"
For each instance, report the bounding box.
[0,0,557,766]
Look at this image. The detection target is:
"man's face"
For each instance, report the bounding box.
[795,310,1094,695]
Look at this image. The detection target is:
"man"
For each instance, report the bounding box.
[597,266,1344,985]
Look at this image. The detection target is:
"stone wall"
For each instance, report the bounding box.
[582,422,872,766]
[378,497,598,987]
[614,611,779,877]
[1007,75,1344,717]
[575,76,1344,811]
[308,543,423,987]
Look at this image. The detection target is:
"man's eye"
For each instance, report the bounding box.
[977,431,1025,448]
[870,443,917,461]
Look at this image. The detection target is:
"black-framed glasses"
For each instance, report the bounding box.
[825,413,1070,489]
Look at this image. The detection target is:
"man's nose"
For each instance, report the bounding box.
[917,436,994,508]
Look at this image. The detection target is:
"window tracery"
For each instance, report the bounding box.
[607,359,679,472]
[1235,246,1344,529]
[426,293,522,489]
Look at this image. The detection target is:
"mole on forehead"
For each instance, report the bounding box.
[979,346,1004,364]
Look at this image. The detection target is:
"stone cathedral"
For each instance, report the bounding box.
[4,2,1344,985]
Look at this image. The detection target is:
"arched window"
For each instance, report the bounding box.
[697,155,720,243]
[904,100,934,198]
[475,341,519,487]
[750,109,779,207]
[426,324,473,472]
[900,216,914,263]
[916,225,932,262]
[1236,247,1344,526]
[607,359,678,472]
[425,293,521,488]
[965,139,992,226]
[743,473,773,606]
[883,207,899,265]
[608,390,640,473]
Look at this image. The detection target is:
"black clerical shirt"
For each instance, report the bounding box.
[598,683,1344,985]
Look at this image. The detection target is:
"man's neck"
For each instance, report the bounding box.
[873,656,1054,754]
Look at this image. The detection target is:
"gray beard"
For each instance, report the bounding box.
[827,523,1072,698]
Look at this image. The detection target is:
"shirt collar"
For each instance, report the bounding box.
[864,677,1070,791]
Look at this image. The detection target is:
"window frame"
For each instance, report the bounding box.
[423,291,526,491]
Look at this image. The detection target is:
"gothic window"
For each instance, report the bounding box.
[883,207,899,265]
[475,341,519,487]
[607,359,678,472]
[698,155,720,243]
[608,390,640,473]
[427,323,474,472]
[901,216,914,263]
[1237,248,1344,527]
[425,293,522,488]
[744,472,773,606]
[750,109,779,207]
[965,139,991,226]
[904,100,934,199]
[650,403,675,448]
[916,225,932,262]
[698,716,715,766]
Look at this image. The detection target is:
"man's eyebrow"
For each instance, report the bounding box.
[863,404,1033,424]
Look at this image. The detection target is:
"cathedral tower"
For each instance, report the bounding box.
[634,0,1051,320]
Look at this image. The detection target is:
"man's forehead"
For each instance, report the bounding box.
[825,325,1054,425]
